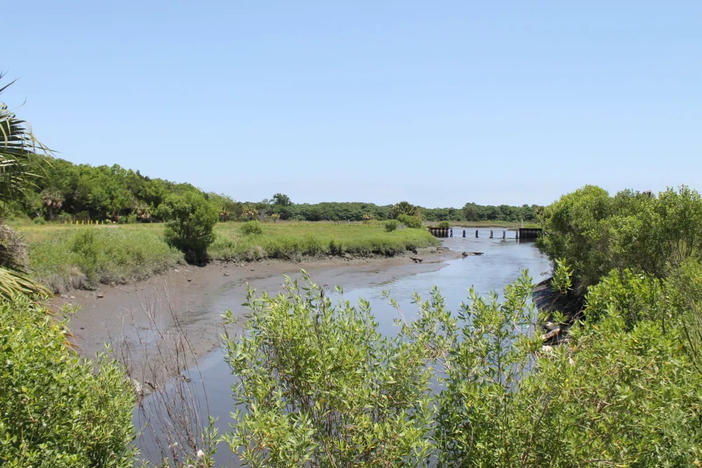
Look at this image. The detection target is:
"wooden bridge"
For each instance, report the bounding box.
[427,226,542,239]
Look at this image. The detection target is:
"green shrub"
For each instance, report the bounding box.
[240,220,263,236]
[437,220,450,229]
[436,271,541,466]
[0,295,136,466]
[513,316,702,466]
[435,270,702,466]
[398,214,422,229]
[223,273,443,466]
[551,258,573,295]
[163,192,218,264]
[70,229,100,281]
[384,220,398,232]
[584,268,666,328]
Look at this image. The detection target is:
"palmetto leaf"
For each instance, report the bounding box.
[0,75,51,203]
[0,266,51,302]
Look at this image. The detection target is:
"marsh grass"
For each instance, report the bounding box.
[20,225,183,292]
[210,221,439,261]
[15,221,439,291]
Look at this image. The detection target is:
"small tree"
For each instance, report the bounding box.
[162,192,218,264]
[391,201,418,219]
[40,188,64,220]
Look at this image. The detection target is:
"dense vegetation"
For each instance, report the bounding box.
[1,156,539,225]
[538,185,702,293]
[0,295,136,467]
[221,185,702,466]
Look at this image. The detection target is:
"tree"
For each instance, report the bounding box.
[271,193,292,206]
[162,192,218,264]
[390,201,418,219]
[39,188,64,220]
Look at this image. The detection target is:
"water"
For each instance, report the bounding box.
[135,228,551,465]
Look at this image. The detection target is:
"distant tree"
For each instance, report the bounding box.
[39,188,63,220]
[391,201,419,219]
[271,193,292,206]
[462,202,479,221]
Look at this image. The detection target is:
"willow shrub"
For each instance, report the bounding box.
[436,269,702,467]
[222,268,702,466]
[0,296,136,467]
[222,271,451,466]
[435,271,543,466]
[514,315,702,467]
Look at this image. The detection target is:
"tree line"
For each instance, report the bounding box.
[3,156,540,224]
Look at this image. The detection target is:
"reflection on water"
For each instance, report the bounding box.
[135,228,551,466]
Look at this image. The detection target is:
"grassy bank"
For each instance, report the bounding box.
[17,224,183,292]
[210,221,439,261]
[14,221,439,292]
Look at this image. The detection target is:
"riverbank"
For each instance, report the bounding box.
[53,246,460,388]
[16,221,439,293]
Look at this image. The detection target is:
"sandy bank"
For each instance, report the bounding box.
[52,247,459,386]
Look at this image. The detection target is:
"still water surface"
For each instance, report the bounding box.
[136,228,551,465]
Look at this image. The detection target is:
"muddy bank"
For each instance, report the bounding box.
[53,247,459,386]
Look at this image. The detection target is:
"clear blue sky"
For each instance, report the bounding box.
[4,1,701,206]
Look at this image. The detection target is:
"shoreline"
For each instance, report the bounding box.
[53,246,460,387]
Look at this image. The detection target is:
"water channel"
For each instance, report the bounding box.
[135,228,551,466]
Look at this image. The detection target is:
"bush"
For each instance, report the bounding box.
[435,270,702,466]
[384,220,398,232]
[398,214,422,229]
[163,192,218,264]
[240,220,263,236]
[551,258,573,295]
[70,229,100,282]
[0,295,136,466]
[437,220,450,229]
[512,315,702,466]
[223,273,443,466]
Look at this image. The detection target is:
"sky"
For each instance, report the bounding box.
[3,1,701,207]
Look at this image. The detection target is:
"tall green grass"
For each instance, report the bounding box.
[16,221,439,291]
[25,227,183,292]
[210,221,439,261]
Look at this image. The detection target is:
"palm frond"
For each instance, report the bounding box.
[0,75,51,203]
[0,267,51,302]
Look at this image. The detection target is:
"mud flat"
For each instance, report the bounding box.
[52,247,459,385]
